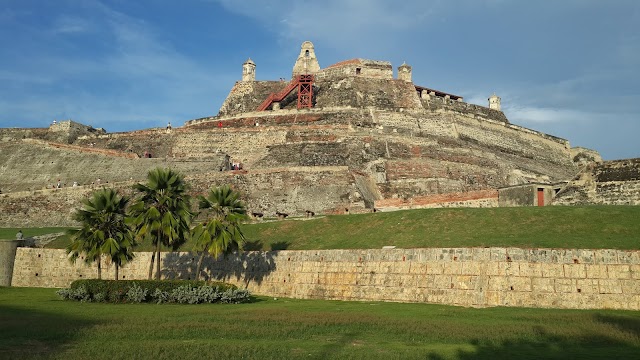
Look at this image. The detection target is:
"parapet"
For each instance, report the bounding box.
[316,59,393,80]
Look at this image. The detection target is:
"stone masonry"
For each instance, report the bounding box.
[10,247,640,310]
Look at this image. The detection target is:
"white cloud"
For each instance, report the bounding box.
[51,16,93,34]
[505,106,593,124]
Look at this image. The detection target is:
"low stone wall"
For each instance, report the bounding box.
[11,247,640,310]
[374,190,498,211]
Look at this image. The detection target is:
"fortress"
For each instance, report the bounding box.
[2,42,640,310]
[1,41,639,227]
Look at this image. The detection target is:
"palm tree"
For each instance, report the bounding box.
[192,185,248,280]
[67,188,135,280]
[129,168,193,280]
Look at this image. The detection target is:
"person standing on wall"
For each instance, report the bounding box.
[16,230,23,240]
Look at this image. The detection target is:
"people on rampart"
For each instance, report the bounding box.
[16,230,23,240]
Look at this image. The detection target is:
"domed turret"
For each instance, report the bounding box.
[242,58,256,82]
[292,41,320,78]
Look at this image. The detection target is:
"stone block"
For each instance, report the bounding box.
[620,279,640,294]
[563,264,586,278]
[585,264,608,279]
[598,279,623,294]
[531,277,555,293]
[541,264,564,278]
[594,249,619,264]
[617,251,636,264]
[519,263,542,277]
[575,279,599,294]
[442,261,464,275]
[607,265,631,279]
[432,275,452,289]
[489,247,507,261]
[506,248,529,262]
[471,248,491,261]
[408,263,428,275]
[426,262,443,275]
[555,278,576,293]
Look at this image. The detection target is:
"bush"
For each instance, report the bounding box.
[126,283,149,303]
[57,279,249,304]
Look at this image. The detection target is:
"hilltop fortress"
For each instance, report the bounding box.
[1,41,638,227]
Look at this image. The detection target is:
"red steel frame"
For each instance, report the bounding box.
[257,74,314,111]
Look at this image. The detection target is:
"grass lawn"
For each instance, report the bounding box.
[0,228,72,241]
[12,205,640,251]
[0,287,639,360]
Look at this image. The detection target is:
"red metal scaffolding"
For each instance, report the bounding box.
[256,74,315,111]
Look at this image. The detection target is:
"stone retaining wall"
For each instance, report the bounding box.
[10,247,639,310]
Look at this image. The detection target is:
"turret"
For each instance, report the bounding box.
[397,62,412,82]
[488,93,501,111]
[242,58,256,82]
[292,41,320,78]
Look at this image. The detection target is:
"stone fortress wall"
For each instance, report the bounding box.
[554,158,640,205]
[2,40,639,227]
[8,246,640,310]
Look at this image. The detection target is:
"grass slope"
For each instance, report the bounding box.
[1,287,639,360]
[10,206,640,251]
[242,206,640,251]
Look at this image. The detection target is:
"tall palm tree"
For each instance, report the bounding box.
[129,168,193,280]
[67,188,135,280]
[192,185,248,280]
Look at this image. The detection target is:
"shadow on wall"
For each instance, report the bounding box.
[161,247,280,289]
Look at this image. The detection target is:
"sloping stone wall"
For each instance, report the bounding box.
[554,159,640,205]
[11,247,640,310]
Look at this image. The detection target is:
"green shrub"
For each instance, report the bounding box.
[58,279,248,304]
[126,283,149,303]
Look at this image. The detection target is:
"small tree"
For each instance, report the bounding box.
[192,185,248,280]
[129,168,193,280]
[67,188,135,280]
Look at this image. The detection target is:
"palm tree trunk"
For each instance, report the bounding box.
[155,241,161,280]
[97,258,102,280]
[195,252,206,281]
[115,263,119,281]
[148,250,155,280]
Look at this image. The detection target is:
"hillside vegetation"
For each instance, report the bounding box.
[33,206,640,251]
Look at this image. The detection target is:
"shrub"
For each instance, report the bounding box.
[58,279,249,304]
[126,283,149,303]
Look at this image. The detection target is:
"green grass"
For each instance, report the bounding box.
[238,206,640,250]
[17,206,640,251]
[0,287,638,359]
[0,227,72,242]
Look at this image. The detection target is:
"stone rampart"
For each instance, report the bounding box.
[374,190,498,210]
[554,159,640,205]
[10,247,640,310]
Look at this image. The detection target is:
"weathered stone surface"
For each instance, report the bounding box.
[10,247,639,310]
[554,159,640,205]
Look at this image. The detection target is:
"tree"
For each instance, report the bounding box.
[67,188,135,280]
[192,185,248,281]
[129,168,193,280]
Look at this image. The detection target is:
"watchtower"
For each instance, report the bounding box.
[398,62,412,82]
[242,58,256,82]
[489,93,501,111]
[292,41,320,78]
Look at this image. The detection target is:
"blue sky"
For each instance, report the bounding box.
[0,0,638,160]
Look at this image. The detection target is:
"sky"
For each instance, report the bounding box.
[0,0,638,160]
